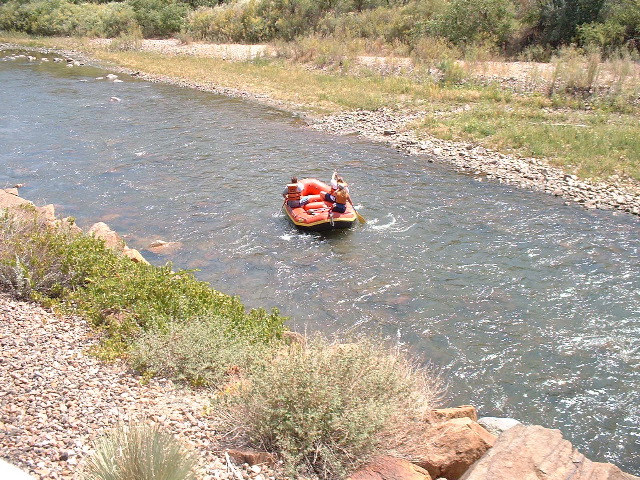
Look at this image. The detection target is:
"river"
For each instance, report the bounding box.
[1,48,639,472]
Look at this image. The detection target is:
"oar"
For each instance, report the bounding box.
[277,197,286,216]
[349,200,366,223]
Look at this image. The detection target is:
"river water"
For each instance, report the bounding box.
[2,49,639,472]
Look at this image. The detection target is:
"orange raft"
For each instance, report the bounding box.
[283,178,357,232]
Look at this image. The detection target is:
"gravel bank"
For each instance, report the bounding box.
[309,109,640,216]
[0,296,279,480]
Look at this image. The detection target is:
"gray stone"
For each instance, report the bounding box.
[476,417,521,437]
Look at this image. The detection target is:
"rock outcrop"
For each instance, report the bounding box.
[460,424,640,480]
[0,188,80,234]
[1,188,148,264]
[349,455,432,480]
[413,416,496,480]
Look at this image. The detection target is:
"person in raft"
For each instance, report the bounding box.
[282,176,310,208]
[321,171,352,213]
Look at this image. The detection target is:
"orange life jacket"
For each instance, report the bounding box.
[287,183,302,202]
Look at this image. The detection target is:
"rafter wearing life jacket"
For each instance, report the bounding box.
[286,183,302,203]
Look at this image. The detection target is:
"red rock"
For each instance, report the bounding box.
[430,405,478,423]
[460,424,639,480]
[0,189,31,208]
[413,417,496,480]
[348,455,432,480]
[88,222,125,250]
[123,246,149,264]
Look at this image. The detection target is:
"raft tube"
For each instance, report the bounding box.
[283,178,357,232]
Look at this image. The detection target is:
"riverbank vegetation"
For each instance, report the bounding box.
[1,0,638,55]
[0,206,444,478]
[1,2,639,184]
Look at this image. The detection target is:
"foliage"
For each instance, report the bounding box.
[84,422,198,480]
[0,209,285,357]
[109,23,143,51]
[128,0,190,37]
[430,0,517,47]
[0,211,108,301]
[1,0,639,54]
[130,315,272,387]
[231,336,444,479]
[524,0,607,47]
[0,0,138,37]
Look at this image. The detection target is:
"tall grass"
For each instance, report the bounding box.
[549,45,602,96]
[84,422,198,480]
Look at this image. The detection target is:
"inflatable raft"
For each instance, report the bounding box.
[283,178,357,232]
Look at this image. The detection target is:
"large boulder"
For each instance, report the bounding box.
[0,188,33,210]
[348,455,432,480]
[413,417,496,480]
[88,222,149,264]
[460,424,640,480]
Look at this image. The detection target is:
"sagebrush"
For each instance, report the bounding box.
[230,336,444,479]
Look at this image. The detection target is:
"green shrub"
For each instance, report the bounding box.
[127,0,190,37]
[0,208,285,355]
[231,336,443,479]
[109,23,143,51]
[0,0,140,37]
[68,258,285,345]
[131,315,271,387]
[578,20,627,50]
[187,2,269,43]
[429,0,516,48]
[0,210,108,301]
[438,57,466,84]
[84,422,198,480]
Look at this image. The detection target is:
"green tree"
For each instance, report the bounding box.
[532,0,606,46]
[432,0,516,46]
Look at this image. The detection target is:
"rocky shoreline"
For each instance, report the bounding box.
[2,41,639,217]
[2,292,639,480]
[0,295,282,480]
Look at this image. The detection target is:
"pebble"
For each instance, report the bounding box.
[0,296,283,480]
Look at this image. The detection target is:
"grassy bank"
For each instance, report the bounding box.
[2,33,639,183]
